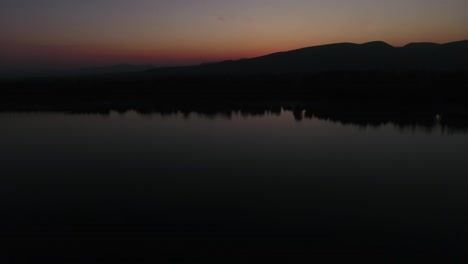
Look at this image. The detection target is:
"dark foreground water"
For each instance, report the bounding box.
[1,108,468,263]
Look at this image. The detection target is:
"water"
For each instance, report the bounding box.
[1,109,468,262]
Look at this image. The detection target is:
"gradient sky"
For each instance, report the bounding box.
[1,0,468,69]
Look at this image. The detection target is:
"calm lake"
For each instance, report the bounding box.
[1,108,468,262]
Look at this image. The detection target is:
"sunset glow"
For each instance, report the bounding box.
[1,0,468,69]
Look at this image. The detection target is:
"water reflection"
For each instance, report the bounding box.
[15,102,465,134]
[137,108,465,134]
[1,102,468,262]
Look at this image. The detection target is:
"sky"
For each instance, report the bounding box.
[1,0,468,71]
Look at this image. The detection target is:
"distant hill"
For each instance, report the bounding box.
[0,64,156,79]
[2,40,468,102]
[2,41,467,79]
[144,40,468,76]
[69,64,155,76]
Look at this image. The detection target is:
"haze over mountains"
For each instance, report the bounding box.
[0,64,156,79]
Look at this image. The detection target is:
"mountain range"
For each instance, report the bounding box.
[2,40,468,102]
[143,40,468,76]
[2,40,467,80]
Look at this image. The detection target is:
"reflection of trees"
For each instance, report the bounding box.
[1,100,468,133]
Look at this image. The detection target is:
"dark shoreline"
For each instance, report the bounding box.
[3,71,468,131]
[2,71,468,98]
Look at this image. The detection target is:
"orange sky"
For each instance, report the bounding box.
[1,0,468,69]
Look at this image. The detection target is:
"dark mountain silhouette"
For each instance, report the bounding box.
[402,42,440,51]
[2,40,467,80]
[2,40,468,103]
[143,40,468,75]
